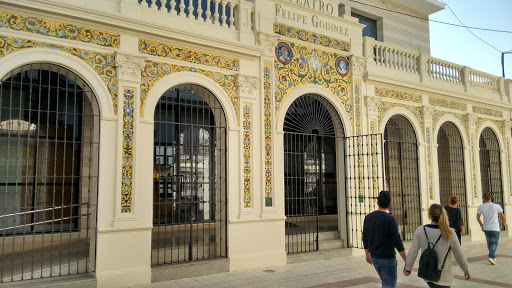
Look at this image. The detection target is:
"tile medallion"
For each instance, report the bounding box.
[273,23,350,52]
[0,35,118,113]
[121,88,135,213]
[429,97,467,111]
[264,61,273,207]
[243,104,252,208]
[139,39,239,71]
[472,106,503,118]
[0,11,119,48]
[140,60,238,121]
[375,87,422,103]
[274,40,352,128]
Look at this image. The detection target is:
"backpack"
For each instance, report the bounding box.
[417,226,451,282]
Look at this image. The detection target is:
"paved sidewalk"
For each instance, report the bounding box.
[133,235,512,288]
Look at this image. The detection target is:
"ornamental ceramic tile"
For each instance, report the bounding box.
[139,39,239,71]
[140,60,238,122]
[0,35,118,114]
[0,11,119,48]
[264,61,273,207]
[375,87,422,103]
[121,88,135,213]
[273,23,350,52]
[472,106,503,118]
[377,101,424,139]
[274,40,352,128]
[242,104,252,208]
[429,97,467,111]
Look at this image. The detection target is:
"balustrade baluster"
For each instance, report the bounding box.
[160,0,168,13]
[205,0,212,22]
[374,45,379,63]
[220,1,227,26]
[188,0,194,18]
[197,0,203,21]
[151,0,159,11]
[213,0,221,25]
[169,0,177,15]
[229,2,235,29]
[179,0,186,17]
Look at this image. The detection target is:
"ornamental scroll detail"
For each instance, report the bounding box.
[375,87,422,103]
[139,39,239,72]
[121,88,135,213]
[274,40,352,128]
[0,11,119,48]
[140,60,238,122]
[0,35,118,114]
[273,22,350,52]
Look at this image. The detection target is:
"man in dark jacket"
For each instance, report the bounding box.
[363,191,407,288]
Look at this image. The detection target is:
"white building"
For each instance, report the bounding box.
[0,0,510,287]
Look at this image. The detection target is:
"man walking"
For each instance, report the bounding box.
[477,192,506,265]
[363,190,406,288]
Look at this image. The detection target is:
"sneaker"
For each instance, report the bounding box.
[488,258,496,265]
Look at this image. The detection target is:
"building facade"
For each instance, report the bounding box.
[0,0,510,287]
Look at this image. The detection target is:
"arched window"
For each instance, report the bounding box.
[437,122,467,234]
[384,115,421,240]
[479,127,504,225]
[0,64,99,282]
[152,84,227,264]
[283,94,343,253]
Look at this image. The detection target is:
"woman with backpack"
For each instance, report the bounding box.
[403,204,470,287]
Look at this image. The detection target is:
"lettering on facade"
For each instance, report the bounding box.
[275,4,348,36]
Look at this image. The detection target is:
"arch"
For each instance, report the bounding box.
[276,85,352,137]
[142,72,237,129]
[379,107,424,144]
[0,48,113,117]
[476,121,506,152]
[433,115,470,149]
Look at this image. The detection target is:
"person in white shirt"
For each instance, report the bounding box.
[477,192,506,265]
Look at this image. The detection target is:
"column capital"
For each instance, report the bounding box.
[115,51,146,84]
[257,32,279,57]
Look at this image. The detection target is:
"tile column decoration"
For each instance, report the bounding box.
[258,32,279,208]
[423,106,435,200]
[468,114,479,199]
[115,52,146,214]
[505,121,512,196]
[366,96,380,197]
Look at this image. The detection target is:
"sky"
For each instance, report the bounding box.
[429,0,512,79]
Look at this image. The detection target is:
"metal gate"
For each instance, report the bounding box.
[152,84,227,265]
[284,95,341,254]
[384,115,421,241]
[437,122,468,234]
[0,64,99,282]
[345,133,386,248]
[479,127,504,229]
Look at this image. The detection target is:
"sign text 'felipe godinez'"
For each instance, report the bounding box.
[276,0,349,36]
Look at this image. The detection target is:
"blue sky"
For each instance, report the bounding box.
[429,0,512,78]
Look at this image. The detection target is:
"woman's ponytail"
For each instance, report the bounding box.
[429,204,453,241]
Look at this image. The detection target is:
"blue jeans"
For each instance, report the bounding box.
[427,282,450,288]
[371,257,397,288]
[484,230,500,259]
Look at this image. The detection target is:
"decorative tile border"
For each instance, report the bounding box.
[273,22,350,52]
[375,87,422,103]
[242,104,252,208]
[140,60,238,121]
[0,35,118,114]
[0,11,119,48]
[139,39,239,71]
[264,61,273,207]
[426,127,433,199]
[121,88,135,213]
[429,97,467,111]
[377,101,424,138]
[355,80,361,135]
[274,39,352,128]
[473,106,503,118]
[432,110,469,141]
[476,118,505,138]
